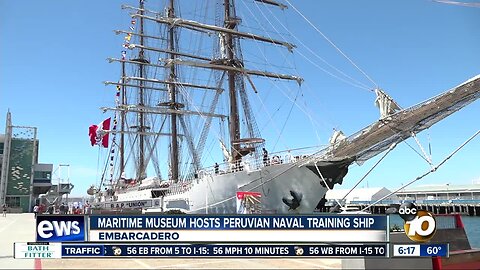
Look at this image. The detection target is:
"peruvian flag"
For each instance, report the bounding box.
[236,191,262,214]
[236,191,262,200]
[89,118,111,148]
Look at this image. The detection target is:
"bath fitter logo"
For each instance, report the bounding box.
[14,242,62,259]
[399,202,437,242]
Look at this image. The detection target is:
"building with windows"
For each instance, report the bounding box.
[0,112,72,212]
[324,184,480,206]
[396,184,480,204]
[325,187,399,205]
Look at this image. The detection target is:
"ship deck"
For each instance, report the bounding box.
[0,214,341,269]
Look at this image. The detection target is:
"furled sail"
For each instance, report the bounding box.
[220,139,232,163]
[374,88,401,119]
[311,75,480,164]
[329,129,347,145]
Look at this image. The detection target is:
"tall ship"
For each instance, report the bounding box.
[88,0,480,214]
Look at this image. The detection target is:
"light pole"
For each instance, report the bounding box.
[58,164,70,203]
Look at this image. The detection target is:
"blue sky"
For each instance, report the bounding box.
[1,0,479,196]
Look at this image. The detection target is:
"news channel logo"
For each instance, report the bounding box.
[399,202,436,242]
[112,246,122,256]
[36,215,86,242]
[294,246,304,256]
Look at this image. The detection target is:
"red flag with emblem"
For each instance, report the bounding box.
[89,118,111,148]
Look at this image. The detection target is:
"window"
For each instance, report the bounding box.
[5,196,20,208]
[34,171,51,180]
[166,200,189,210]
[0,142,4,155]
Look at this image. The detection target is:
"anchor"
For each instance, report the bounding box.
[282,190,303,210]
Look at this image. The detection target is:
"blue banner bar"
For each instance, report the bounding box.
[62,244,105,257]
[419,244,449,257]
[89,215,387,230]
[61,244,387,257]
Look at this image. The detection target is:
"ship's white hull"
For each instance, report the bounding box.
[108,162,330,214]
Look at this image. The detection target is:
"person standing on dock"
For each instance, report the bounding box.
[84,201,90,215]
[59,203,65,215]
[48,204,54,214]
[2,204,7,217]
[33,204,39,218]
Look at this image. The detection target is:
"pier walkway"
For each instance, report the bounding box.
[0,213,36,269]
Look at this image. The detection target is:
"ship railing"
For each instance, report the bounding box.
[423,199,480,204]
[348,199,480,205]
[349,200,396,205]
[164,180,194,196]
[159,146,324,195]
[200,145,325,176]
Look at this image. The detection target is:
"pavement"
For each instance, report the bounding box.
[0,213,37,269]
[0,213,341,269]
[42,258,342,269]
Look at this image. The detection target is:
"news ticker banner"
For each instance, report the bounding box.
[15,242,388,258]
[14,242,451,258]
[35,215,388,243]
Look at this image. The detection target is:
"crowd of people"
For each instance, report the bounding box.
[33,201,91,216]
[0,201,91,218]
[212,148,300,175]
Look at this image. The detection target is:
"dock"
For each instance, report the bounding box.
[317,203,480,216]
[323,185,480,215]
[0,214,36,269]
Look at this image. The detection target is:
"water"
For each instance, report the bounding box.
[463,216,480,248]
[389,215,480,248]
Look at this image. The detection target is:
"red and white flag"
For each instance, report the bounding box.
[89,118,111,148]
[236,191,262,214]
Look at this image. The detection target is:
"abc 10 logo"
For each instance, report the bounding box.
[399,203,437,242]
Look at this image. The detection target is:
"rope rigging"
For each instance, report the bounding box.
[284,0,379,90]
[361,129,480,212]
[240,0,384,150]
[257,2,373,91]
[98,0,392,187]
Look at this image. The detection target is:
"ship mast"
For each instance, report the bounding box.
[105,0,301,180]
[224,0,241,162]
[120,54,126,174]
[167,0,180,182]
[131,0,148,180]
